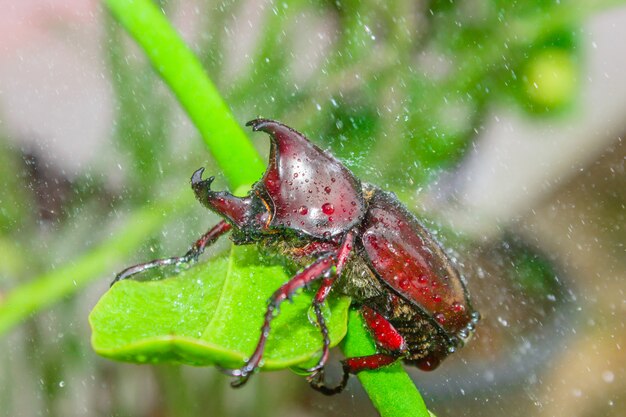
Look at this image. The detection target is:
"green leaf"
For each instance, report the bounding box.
[90,244,350,370]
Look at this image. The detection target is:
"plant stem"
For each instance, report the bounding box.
[342,309,430,417]
[105,0,265,189]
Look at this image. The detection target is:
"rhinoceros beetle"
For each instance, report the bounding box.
[113,119,479,395]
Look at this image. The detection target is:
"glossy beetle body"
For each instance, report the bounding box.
[114,119,478,394]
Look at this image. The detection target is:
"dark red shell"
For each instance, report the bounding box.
[361,189,472,336]
[119,118,478,393]
[248,119,365,239]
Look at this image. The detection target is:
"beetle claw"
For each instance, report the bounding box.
[230,373,252,388]
[217,364,255,388]
[306,365,349,396]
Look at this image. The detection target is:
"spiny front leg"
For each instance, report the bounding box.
[222,254,337,388]
[111,220,232,285]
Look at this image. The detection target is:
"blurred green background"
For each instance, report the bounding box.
[0,0,624,416]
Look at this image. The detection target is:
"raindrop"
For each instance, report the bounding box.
[322,203,334,215]
[471,311,481,322]
[602,370,614,383]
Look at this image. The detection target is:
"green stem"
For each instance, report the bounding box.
[342,309,430,417]
[0,190,193,336]
[104,0,265,189]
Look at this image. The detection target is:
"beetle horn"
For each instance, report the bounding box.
[246,118,365,238]
[246,118,271,131]
[190,168,257,229]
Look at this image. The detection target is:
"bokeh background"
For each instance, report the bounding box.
[0,1,624,416]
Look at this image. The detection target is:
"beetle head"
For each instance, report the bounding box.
[247,119,365,239]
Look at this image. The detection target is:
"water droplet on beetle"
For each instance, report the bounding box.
[435,313,446,324]
[399,278,410,290]
[322,203,334,215]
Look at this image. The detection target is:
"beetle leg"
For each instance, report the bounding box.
[111,220,232,285]
[308,305,407,395]
[223,255,337,388]
[305,231,356,373]
[305,302,331,374]
[360,305,408,353]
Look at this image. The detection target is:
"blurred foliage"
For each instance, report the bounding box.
[1,0,624,417]
[107,13,172,200]
[0,139,30,234]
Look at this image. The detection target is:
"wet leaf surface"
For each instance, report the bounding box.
[90,245,351,370]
